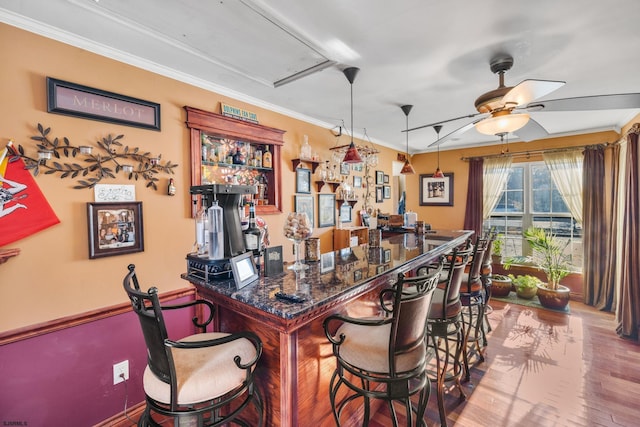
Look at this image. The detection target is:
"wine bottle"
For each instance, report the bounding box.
[244,202,261,253]
[262,145,272,168]
[167,178,176,196]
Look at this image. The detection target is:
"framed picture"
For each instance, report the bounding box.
[376,186,383,203]
[320,252,335,273]
[263,246,284,277]
[352,163,363,172]
[384,249,391,263]
[230,251,259,289]
[383,174,389,184]
[383,185,391,199]
[419,173,454,206]
[340,203,352,222]
[376,170,384,185]
[354,269,363,282]
[294,195,314,227]
[318,194,336,227]
[47,77,161,131]
[376,265,386,274]
[340,162,350,175]
[353,175,362,188]
[87,201,144,259]
[295,167,311,193]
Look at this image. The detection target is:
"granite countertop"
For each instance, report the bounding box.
[183,229,472,320]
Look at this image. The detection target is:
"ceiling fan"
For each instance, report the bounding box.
[407,53,640,147]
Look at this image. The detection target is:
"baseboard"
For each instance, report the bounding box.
[94,401,145,427]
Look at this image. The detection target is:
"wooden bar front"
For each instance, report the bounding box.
[184,230,472,426]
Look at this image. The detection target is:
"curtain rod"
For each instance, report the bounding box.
[461,122,639,162]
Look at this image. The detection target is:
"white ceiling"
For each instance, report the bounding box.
[2,0,640,154]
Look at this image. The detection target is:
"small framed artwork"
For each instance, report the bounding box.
[353,175,362,188]
[340,203,352,222]
[230,251,259,289]
[376,265,385,274]
[383,185,391,199]
[87,201,144,259]
[340,162,350,175]
[318,194,336,227]
[384,249,391,263]
[352,163,363,172]
[376,170,384,185]
[376,186,383,203]
[419,173,454,206]
[383,174,389,184]
[296,167,311,193]
[295,195,314,227]
[320,252,335,273]
[354,269,363,282]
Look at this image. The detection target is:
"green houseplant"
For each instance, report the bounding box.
[509,274,540,299]
[491,234,504,264]
[506,227,572,310]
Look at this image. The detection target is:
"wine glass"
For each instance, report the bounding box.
[283,212,313,271]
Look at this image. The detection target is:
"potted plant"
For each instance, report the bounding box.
[520,227,572,310]
[491,234,504,265]
[489,274,512,297]
[509,274,540,299]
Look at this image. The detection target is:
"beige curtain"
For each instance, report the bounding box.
[543,150,583,223]
[482,156,512,219]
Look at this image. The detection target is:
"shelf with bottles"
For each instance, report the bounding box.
[291,158,320,173]
[186,106,284,215]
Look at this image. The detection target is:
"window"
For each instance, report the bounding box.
[484,161,582,271]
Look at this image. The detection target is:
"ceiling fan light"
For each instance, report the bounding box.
[401,159,415,175]
[476,112,530,136]
[342,141,363,163]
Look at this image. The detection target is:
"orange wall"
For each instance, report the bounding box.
[0,23,628,332]
[0,23,399,331]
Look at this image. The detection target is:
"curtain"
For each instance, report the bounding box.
[616,129,639,340]
[583,146,613,310]
[482,156,512,219]
[463,158,483,238]
[543,150,583,223]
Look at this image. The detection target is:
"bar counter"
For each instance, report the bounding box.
[183,229,472,426]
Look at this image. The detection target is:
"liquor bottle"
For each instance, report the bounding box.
[167,178,176,196]
[262,145,272,168]
[233,147,245,165]
[244,202,261,253]
[208,200,224,260]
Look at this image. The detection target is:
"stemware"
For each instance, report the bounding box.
[283,212,313,271]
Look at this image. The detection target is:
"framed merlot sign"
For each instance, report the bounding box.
[47,77,161,131]
[419,173,454,206]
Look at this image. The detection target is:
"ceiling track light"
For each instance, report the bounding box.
[400,105,415,175]
[342,67,363,164]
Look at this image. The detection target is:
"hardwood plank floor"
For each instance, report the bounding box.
[368,299,640,427]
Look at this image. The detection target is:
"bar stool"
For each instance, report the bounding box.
[323,266,442,427]
[418,246,472,427]
[460,236,489,381]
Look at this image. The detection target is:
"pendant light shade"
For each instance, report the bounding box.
[400,104,415,175]
[342,67,363,164]
[433,125,445,178]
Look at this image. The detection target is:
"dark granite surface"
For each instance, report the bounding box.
[182,229,472,320]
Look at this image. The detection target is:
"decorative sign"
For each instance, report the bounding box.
[221,103,258,123]
[47,77,161,131]
[264,246,284,277]
[94,184,136,202]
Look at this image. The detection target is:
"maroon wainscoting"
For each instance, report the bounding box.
[0,291,195,426]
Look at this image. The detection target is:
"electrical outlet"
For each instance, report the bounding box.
[113,360,129,385]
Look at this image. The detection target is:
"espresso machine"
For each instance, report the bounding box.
[187,184,257,281]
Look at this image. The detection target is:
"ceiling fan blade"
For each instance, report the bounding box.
[502,79,565,107]
[428,119,484,147]
[405,112,485,133]
[523,93,640,112]
[513,117,549,142]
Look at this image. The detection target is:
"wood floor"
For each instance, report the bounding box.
[368,299,640,427]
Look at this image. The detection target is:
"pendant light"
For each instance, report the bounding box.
[433,125,444,178]
[342,67,363,164]
[400,105,415,175]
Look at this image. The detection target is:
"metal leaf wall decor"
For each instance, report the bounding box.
[12,123,178,190]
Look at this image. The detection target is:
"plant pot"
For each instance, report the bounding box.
[491,254,502,265]
[536,283,570,311]
[516,285,537,300]
[490,276,512,297]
